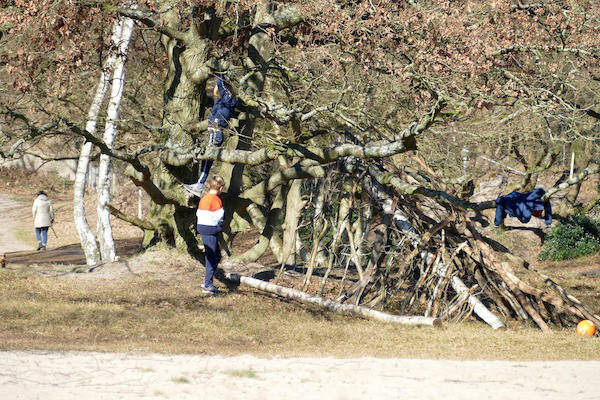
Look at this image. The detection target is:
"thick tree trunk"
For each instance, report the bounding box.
[97,15,135,262]
[281,178,304,267]
[217,2,274,224]
[74,20,124,266]
[143,5,211,250]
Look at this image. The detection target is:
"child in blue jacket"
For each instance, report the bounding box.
[184,76,237,197]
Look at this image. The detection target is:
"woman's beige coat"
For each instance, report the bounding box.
[32,194,54,228]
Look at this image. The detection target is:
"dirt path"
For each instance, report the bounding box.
[0,351,598,400]
[1,193,140,265]
[0,194,32,253]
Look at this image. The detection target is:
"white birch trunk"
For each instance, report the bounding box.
[226,273,441,327]
[96,15,134,262]
[73,21,124,266]
[450,276,506,330]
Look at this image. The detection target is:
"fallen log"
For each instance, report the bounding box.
[225,272,442,327]
[450,275,507,330]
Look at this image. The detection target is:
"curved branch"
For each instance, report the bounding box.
[542,163,600,202]
[240,161,326,205]
[63,119,153,177]
[236,91,331,125]
[107,204,157,231]
[256,5,304,31]
[161,146,281,167]
[118,9,188,44]
[125,166,183,207]
[366,164,496,211]
[493,45,598,58]
[0,105,59,158]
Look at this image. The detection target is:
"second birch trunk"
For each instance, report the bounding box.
[97,15,135,262]
[73,20,125,266]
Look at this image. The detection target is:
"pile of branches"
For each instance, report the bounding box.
[235,157,600,331]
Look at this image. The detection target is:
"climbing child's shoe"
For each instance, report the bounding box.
[183,183,204,198]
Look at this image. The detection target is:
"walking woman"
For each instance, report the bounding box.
[32,190,54,251]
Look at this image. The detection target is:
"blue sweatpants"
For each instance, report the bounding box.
[196,125,224,187]
[200,234,221,289]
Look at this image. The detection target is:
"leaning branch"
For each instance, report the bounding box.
[63,119,153,177]
[240,161,326,205]
[367,164,496,211]
[492,45,598,58]
[64,119,183,207]
[0,105,59,159]
[542,163,600,202]
[368,160,600,213]
[161,146,281,167]
[125,166,184,207]
[256,5,304,31]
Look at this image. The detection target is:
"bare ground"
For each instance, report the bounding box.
[1,351,599,400]
[0,193,31,253]
[1,192,600,399]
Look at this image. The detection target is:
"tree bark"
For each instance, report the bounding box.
[281,177,304,267]
[73,20,124,266]
[97,14,135,262]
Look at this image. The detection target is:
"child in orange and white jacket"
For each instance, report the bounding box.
[196,175,225,294]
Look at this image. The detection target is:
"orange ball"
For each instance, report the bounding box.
[576,320,596,337]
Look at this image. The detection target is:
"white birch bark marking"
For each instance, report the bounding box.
[73,20,124,266]
[97,15,135,262]
[450,276,506,330]
[226,273,441,327]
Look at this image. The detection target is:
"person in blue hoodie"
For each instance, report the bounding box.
[494,187,553,228]
[183,75,238,197]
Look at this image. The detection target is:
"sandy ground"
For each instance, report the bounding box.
[2,193,600,400]
[0,193,32,253]
[1,351,599,400]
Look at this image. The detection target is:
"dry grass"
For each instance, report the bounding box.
[1,247,599,360]
[1,168,598,360]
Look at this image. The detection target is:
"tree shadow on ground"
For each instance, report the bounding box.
[4,238,142,266]
[504,226,547,245]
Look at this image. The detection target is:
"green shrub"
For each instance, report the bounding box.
[539,214,600,261]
